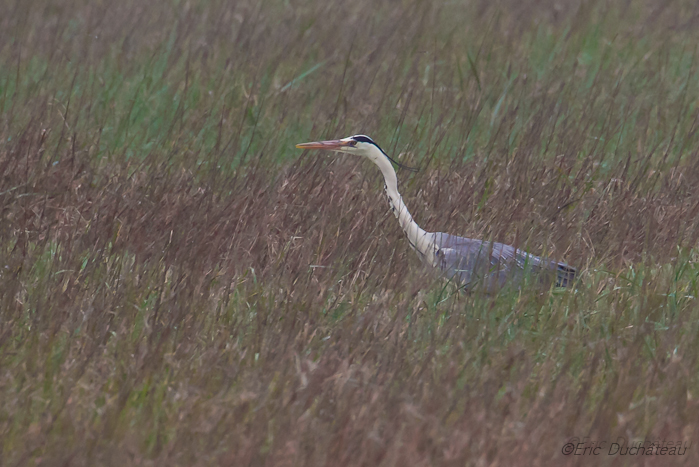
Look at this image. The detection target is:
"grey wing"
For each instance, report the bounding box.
[434,233,576,290]
[497,244,577,287]
[434,235,513,291]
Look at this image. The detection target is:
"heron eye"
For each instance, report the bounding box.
[349,140,358,146]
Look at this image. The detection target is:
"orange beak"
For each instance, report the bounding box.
[295,139,353,150]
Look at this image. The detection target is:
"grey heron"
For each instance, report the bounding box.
[296,135,576,292]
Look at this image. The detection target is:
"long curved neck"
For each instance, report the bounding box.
[369,148,435,262]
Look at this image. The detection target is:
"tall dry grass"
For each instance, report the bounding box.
[2,0,699,465]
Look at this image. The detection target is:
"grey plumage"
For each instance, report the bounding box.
[433,232,576,292]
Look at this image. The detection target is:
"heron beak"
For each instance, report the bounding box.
[295,139,352,150]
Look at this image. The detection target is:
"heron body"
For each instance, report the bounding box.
[296,135,576,292]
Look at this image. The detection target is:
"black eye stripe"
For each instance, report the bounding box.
[350,134,418,172]
[351,135,382,151]
[351,135,375,144]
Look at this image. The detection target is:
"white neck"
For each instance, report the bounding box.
[368,147,436,264]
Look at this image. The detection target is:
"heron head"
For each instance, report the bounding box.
[296,134,376,157]
[296,134,416,171]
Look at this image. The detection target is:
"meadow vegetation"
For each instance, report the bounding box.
[2,0,699,465]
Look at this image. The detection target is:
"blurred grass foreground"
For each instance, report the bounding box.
[2,0,699,465]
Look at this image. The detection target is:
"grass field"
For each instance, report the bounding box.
[2,0,699,465]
